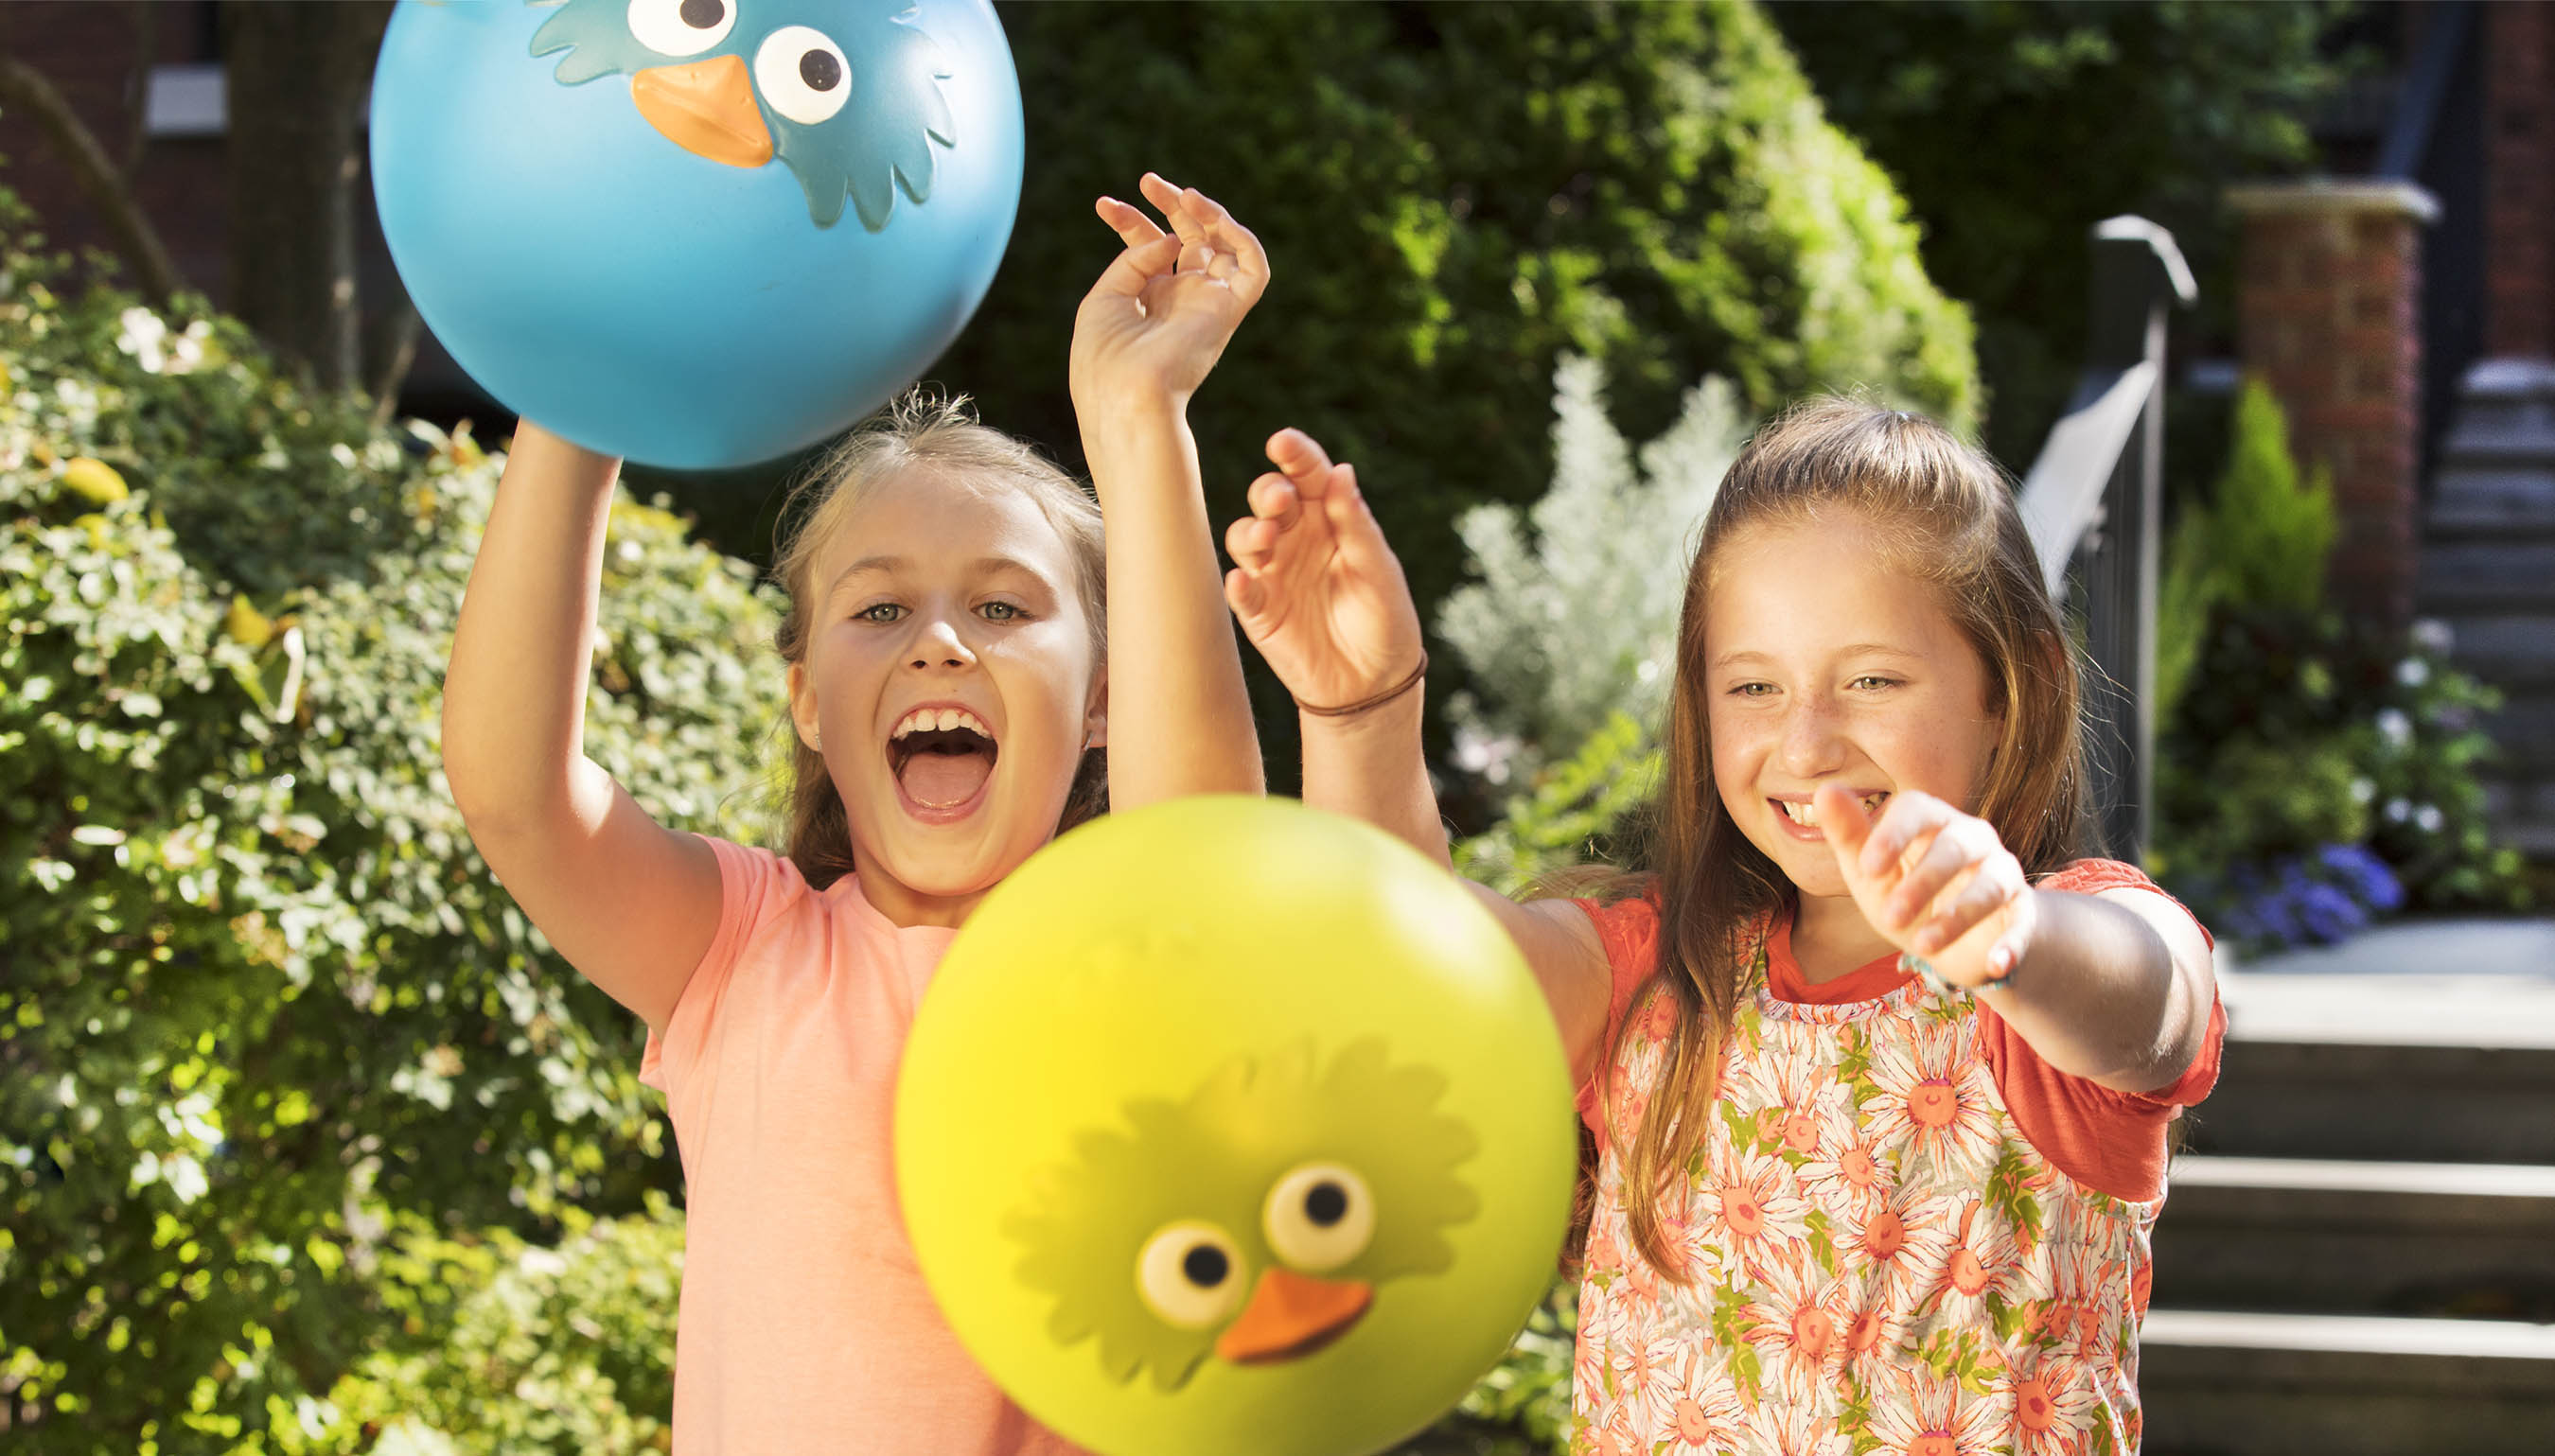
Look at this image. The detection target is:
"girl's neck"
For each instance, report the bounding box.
[1787,889,1898,985]
[849,858,988,930]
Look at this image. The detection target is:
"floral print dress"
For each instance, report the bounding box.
[1572,863,2211,1456]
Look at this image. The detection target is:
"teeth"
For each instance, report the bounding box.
[893,707,992,741]
[1776,792,1889,827]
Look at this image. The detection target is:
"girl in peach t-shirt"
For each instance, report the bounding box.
[442,175,1282,1453]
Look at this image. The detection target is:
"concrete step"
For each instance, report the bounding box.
[2412,542,2555,612]
[2152,1156,2555,1319]
[2141,1310,2555,1456]
[2426,467,2555,537]
[2432,615,2555,688]
[2197,924,2555,1163]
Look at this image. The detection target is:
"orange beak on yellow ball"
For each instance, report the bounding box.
[1213,1267,1373,1365]
[631,54,772,168]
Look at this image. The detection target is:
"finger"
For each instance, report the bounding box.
[1910,859,2010,956]
[1224,513,1277,572]
[1318,465,1405,584]
[1089,233,1180,300]
[1859,789,1948,879]
[1886,819,1995,932]
[1138,171,1211,272]
[1265,428,1338,496]
[1245,471,1303,528]
[1811,784,1875,877]
[1986,886,2038,982]
[1093,194,1169,250]
[1223,566,1264,623]
[1184,185,1270,307]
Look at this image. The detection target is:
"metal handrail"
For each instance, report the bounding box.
[2018,217,2195,861]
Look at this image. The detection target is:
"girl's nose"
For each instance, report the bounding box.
[907,612,978,670]
[1777,694,1847,776]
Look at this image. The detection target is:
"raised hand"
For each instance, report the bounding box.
[1811,786,2037,991]
[1069,173,1270,409]
[1223,429,1425,716]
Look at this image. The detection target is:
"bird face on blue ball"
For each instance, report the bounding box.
[1003,1038,1481,1394]
[530,0,956,231]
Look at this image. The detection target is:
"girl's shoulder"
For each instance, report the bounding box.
[2036,856,2213,949]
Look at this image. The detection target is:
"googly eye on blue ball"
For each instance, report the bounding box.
[370,0,1023,469]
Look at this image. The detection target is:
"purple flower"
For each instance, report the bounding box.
[2317,842,2405,913]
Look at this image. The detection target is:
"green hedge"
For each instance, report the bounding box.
[0,192,785,1450]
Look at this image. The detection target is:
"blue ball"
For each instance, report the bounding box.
[370,0,1023,468]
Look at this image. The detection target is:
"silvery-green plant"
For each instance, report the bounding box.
[1436,354,1751,783]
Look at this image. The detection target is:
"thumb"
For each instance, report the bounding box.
[1813,784,1874,875]
[1090,233,1179,300]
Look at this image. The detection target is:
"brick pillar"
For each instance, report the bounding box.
[2485,0,2555,359]
[2227,181,2439,628]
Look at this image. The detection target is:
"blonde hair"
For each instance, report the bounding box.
[1595,396,2093,1279]
[769,389,1108,889]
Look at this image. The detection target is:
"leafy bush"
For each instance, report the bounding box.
[0,191,785,1450]
[2152,384,2528,951]
[1437,357,1747,788]
[919,0,1976,798]
[316,1201,683,1456]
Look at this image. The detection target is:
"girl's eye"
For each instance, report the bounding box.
[1850,675,1899,692]
[978,601,1024,623]
[855,603,904,623]
[1727,681,1776,698]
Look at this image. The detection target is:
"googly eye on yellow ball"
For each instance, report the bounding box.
[895,796,1577,1456]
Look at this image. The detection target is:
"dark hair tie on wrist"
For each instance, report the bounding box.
[1296,651,1428,718]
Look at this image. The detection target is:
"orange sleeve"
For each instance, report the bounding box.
[1566,889,1663,1155]
[1976,858,2224,1202]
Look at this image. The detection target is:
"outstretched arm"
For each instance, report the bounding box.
[1070,173,1269,809]
[440,423,720,1034]
[1814,786,2217,1093]
[1224,432,1614,1078]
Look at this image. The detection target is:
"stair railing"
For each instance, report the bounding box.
[2017,217,2195,861]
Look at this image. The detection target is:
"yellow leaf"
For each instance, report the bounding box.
[224,595,273,649]
[62,456,129,504]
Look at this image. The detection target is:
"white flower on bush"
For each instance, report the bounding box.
[2415,803,2443,833]
[2374,707,2412,750]
[115,305,210,375]
[2384,797,2411,823]
[2410,618,2455,655]
[1436,353,1752,770]
[2395,657,2429,688]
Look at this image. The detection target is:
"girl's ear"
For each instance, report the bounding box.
[787,660,823,753]
[1083,666,1108,750]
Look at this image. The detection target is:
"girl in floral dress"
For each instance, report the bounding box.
[1219,398,2223,1455]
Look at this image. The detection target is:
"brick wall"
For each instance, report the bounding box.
[2485,0,2555,359]
[0,1,229,298]
[2229,182,2440,628]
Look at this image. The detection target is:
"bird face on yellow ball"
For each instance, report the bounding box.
[1004,1037,1478,1392]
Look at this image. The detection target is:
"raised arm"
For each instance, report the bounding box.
[439,422,721,1034]
[1069,173,1270,809]
[1223,430,1615,1079]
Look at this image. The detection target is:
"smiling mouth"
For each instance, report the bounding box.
[890,710,1000,812]
[1773,792,1889,829]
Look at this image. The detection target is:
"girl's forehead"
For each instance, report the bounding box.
[1705,516,1961,647]
[821,469,1076,579]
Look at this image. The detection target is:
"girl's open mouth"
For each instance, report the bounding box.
[890,708,999,822]
[1771,791,1889,839]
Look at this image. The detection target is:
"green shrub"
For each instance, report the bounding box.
[918,0,1976,798]
[0,194,785,1450]
[2152,385,2527,949]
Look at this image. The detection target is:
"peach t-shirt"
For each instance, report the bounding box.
[640,836,1084,1455]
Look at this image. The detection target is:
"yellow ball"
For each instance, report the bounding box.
[896,796,1577,1456]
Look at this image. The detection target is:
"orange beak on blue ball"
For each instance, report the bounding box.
[631,53,771,168]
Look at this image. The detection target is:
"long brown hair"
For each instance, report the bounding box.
[1598,397,2095,1278]
[767,389,1109,890]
